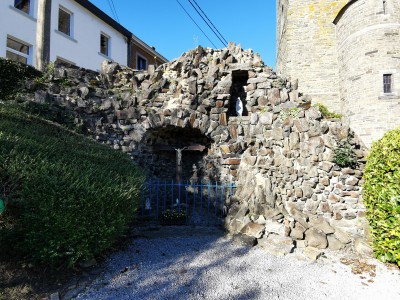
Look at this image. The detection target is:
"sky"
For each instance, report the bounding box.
[89,0,277,68]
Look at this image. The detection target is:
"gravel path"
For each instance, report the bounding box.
[72,227,400,300]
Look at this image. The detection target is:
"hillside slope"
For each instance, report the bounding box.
[0,104,143,268]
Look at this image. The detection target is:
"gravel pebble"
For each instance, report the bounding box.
[72,227,400,300]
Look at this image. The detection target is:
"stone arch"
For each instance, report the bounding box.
[125,103,233,182]
[135,125,214,180]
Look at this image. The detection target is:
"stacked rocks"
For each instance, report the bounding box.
[25,43,370,258]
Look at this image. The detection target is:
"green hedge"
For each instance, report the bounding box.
[0,105,143,268]
[363,128,400,266]
[0,58,41,100]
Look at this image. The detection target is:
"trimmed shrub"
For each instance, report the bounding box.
[363,128,400,266]
[0,58,41,100]
[0,105,143,268]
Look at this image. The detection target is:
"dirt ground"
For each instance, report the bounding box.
[0,252,80,300]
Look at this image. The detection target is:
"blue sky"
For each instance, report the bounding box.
[90,0,277,68]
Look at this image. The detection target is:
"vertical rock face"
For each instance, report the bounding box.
[25,43,369,252]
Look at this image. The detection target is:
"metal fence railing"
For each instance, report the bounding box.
[140,178,236,226]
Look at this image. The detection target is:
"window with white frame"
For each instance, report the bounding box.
[100,33,110,56]
[6,36,31,64]
[14,0,31,14]
[58,7,72,36]
[137,55,147,70]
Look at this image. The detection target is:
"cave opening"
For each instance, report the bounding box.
[138,126,213,181]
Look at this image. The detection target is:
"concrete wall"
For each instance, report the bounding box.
[50,0,128,71]
[276,0,347,113]
[0,0,39,66]
[335,0,400,147]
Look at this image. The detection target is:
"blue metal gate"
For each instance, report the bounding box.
[140,179,235,226]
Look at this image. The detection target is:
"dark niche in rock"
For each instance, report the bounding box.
[229,70,249,117]
[137,126,212,181]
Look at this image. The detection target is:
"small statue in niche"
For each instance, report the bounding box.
[145,198,152,210]
[236,97,243,116]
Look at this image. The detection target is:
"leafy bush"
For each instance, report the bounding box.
[0,58,41,100]
[0,105,143,268]
[333,140,357,168]
[314,103,342,119]
[363,128,400,266]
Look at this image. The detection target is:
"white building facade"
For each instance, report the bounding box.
[0,0,165,71]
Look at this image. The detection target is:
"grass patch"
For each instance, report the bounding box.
[0,104,143,268]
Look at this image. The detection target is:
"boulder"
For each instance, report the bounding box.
[264,219,285,235]
[354,237,373,257]
[333,228,351,244]
[305,228,328,249]
[327,235,345,251]
[309,218,335,234]
[240,222,265,239]
[258,234,294,256]
[232,234,257,247]
[303,247,323,261]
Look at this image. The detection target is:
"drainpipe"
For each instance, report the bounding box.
[127,36,132,68]
[36,0,52,71]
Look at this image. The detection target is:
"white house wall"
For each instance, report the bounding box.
[0,0,128,71]
[50,0,128,71]
[0,0,39,66]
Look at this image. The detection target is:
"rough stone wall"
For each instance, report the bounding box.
[276,0,346,113]
[335,0,400,147]
[32,43,275,182]
[27,43,369,256]
[226,107,369,256]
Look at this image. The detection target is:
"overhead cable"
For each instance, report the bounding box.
[190,0,228,46]
[187,0,226,47]
[176,0,218,48]
[107,0,120,23]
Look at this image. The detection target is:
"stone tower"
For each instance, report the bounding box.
[277,0,400,147]
[334,0,400,146]
[276,0,347,113]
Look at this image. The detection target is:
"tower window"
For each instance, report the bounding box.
[383,74,392,93]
